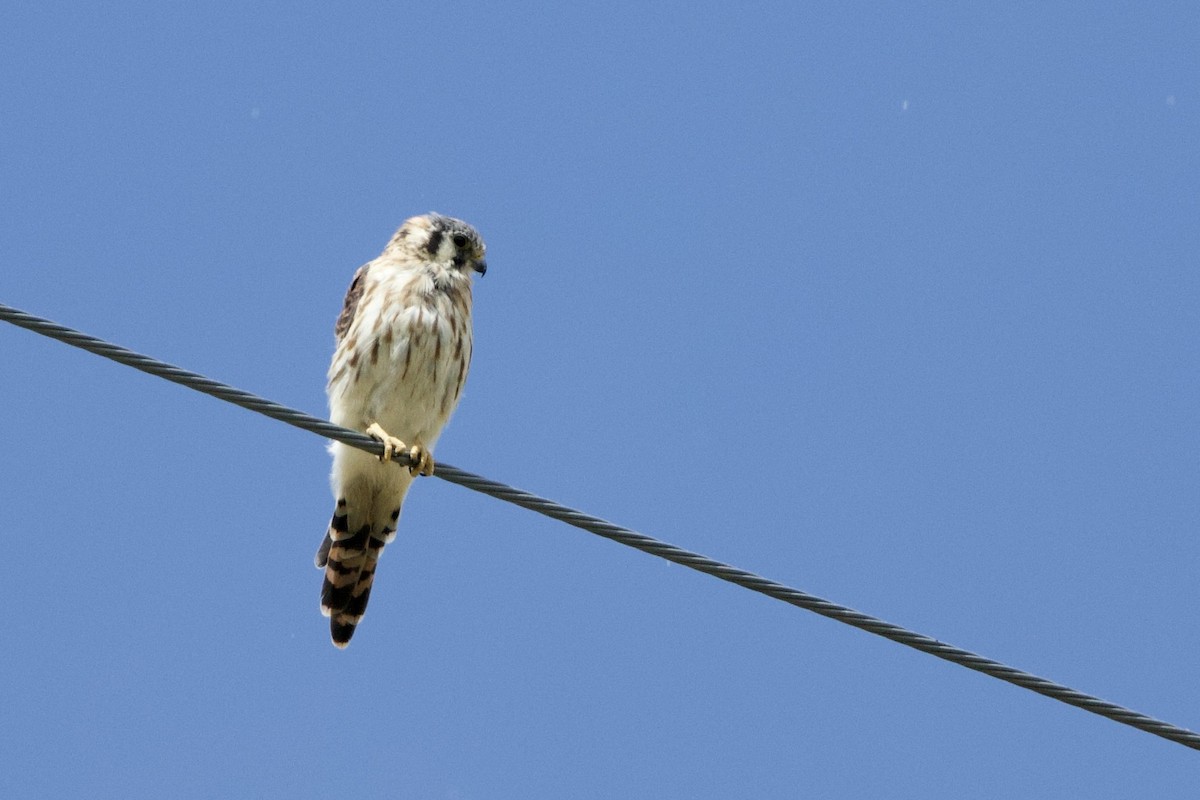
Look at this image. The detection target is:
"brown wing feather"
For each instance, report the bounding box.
[334,265,369,342]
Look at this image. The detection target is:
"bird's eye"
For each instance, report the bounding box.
[451,233,469,248]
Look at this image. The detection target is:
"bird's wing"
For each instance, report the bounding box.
[334,264,370,342]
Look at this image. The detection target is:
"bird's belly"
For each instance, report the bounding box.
[332,317,469,448]
[366,354,452,445]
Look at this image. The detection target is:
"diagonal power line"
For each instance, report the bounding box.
[2,299,1198,751]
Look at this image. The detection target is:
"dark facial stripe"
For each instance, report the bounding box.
[425,229,443,256]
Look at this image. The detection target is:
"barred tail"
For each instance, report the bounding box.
[317,499,394,648]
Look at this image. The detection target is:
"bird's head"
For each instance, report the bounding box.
[388,213,487,276]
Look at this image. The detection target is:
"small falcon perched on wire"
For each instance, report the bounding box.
[315,213,487,647]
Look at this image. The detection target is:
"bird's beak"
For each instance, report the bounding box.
[473,259,487,276]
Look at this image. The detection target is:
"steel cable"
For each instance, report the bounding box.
[3,300,1197,751]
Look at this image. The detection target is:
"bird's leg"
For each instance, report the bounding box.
[365,422,405,463]
[365,423,434,477]
[410,442,434,477]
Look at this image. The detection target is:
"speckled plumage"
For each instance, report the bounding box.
[316,213,486,647]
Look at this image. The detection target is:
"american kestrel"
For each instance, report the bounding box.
[315,213,487,648]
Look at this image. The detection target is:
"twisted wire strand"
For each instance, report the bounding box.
[2,300,1197,751]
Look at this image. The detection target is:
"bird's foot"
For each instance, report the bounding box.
[365,423,434,477]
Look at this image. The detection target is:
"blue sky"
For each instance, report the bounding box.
[2,2,1198,797]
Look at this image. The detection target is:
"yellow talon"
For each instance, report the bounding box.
[366,423,434,476]
[408,445,435,477]
[365,422,407,464]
